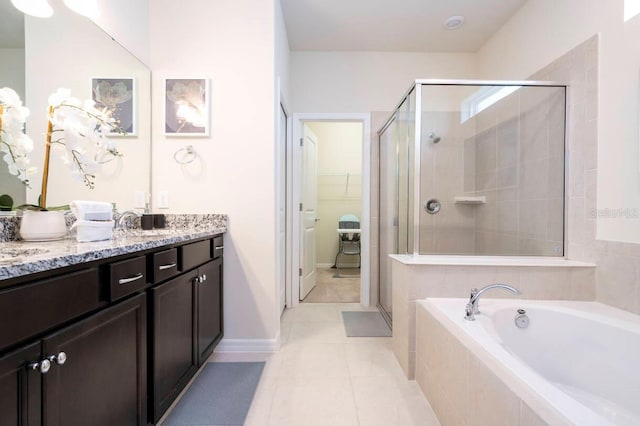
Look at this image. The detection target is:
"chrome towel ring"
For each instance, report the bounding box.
[173,145,197,164]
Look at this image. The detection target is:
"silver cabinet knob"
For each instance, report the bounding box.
[29,359,51,374]
[201,274,207,282]
[48,352,67,366]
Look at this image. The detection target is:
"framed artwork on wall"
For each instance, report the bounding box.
[164,78,210,137]
[91,77,136,136]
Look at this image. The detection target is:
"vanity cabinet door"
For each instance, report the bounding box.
[150,273,197,423]
[0,342,41,426]
[41,294,147,426]
[196,258,223,366]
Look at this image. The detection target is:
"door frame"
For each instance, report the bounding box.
[276,81,292,316]
[290,113,372,307]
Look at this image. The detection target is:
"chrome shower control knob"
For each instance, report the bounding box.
[424,198,441,215]
[29,359,51,374]
[515,309,530,329]
[48,352,67,366]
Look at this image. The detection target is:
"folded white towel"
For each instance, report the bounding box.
[73,219,114,242]
[70,200,113,221]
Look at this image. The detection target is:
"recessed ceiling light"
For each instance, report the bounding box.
[444,15,465,30]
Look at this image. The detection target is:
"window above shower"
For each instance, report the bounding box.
[379,80,567,257]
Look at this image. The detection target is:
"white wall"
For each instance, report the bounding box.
[307,122,362,266]
[275,0,290,104]
[149,0,278,343]
[291,51,477,113]
[93,0,150,66]
[0,48,26,205]
[0,49,24,97]
[477,0,640,243]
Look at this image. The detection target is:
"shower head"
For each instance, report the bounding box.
[428,132,441,144]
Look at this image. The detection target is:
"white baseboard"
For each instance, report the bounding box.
[215,333,280,353]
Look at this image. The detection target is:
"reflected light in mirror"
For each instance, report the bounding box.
[625,0,640,21]
[63,0,99,19]
[11,0,53,18]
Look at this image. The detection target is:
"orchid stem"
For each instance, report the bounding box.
[40,106,54,209]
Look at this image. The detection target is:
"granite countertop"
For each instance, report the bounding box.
[0,225,226,281]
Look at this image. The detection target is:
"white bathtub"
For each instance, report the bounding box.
[420,298,640,426]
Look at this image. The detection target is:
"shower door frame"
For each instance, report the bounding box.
[376,79,570,322]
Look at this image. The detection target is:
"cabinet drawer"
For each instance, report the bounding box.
[0,268,100,352]
[108,256,147,301]
[212,235,224,259]
[180,239,212,271]
[152,248,179,283]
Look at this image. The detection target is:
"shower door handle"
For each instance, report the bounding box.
[424,199,441,215]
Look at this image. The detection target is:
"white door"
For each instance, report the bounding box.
[300,125,318,300]
[278,104,287,314]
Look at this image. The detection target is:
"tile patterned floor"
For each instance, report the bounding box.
[201,303,441,426]
[303,268,360,303]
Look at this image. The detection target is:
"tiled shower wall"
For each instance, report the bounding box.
[374,34,640,315]
[418,86,566,256]
[419,112,475,254]
[531,34,640,315]
[470,86,566,256]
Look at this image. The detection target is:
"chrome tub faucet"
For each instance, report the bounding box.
[464,284,522,321]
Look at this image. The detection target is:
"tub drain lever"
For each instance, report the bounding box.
[515,309,530,329]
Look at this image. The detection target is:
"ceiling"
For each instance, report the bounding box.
[0,1,25,48]
[280,0,527,52]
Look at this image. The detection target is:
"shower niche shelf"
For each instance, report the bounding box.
[454,196,486,205]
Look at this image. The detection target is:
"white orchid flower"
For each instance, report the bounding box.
[0,87,34,186]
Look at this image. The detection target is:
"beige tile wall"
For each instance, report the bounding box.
[420,112,476,254]
[416,305,570,425]
[391,259,595,379]
[470,85,566,256]
[530,35,640,315]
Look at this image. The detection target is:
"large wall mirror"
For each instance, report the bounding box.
[0,0,151,212]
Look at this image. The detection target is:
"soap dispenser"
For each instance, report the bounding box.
[141,202,153,230]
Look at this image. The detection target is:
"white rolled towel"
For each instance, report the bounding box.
[70,200,113,221]
[74,219,114,242]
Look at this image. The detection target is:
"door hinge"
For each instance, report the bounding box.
[299,203,303,211]
[299,268,302,277]
[299,137,304,147]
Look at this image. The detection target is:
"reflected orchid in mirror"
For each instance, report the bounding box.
[167,81,207,130]
[41,88,126,208]
[0,87,36,186]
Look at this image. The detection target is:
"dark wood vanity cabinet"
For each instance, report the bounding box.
[196,257,223,365]
[42,293,147,426]
[0,234,224,426]
[149,272,198,422]
[0,293,147,426]
[150,237,224,423]
[0,342,41,426]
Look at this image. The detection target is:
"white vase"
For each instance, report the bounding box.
[19,211,68,241]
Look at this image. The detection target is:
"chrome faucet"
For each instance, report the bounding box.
[115,210,141,229]
[464,284,521,321]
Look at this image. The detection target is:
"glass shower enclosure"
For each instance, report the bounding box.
[377,80,568,324]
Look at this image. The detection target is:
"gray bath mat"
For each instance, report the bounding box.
[342,311,392,337]
[163,361,265,426]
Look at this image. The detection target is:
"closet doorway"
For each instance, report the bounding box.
[304,121,362,303]
[290,114,371,307]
